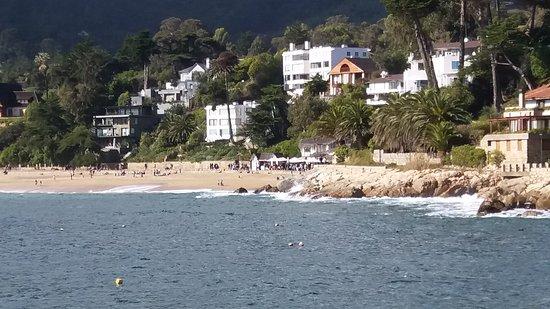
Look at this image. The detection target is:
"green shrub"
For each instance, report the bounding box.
[71,152,99,167]
[449,145,486,168]
[334,145,350,163]
[487,150,506,167]
[265,139,300,157]
[346,149,375,166]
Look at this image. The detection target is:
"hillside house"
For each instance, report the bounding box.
[481,84,550,164]
[328,57,377,96]
[0,84,37,117]
[282,41,371,96]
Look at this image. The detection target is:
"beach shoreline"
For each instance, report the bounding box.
[0,167,294,194]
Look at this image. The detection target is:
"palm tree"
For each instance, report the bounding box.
[341,99,372,148]
[372,93,423,152]
[159,112,196,146]
[211,51,239,143]
[426,121,457,157]
[371,89,470,152]
[316,104,346,140]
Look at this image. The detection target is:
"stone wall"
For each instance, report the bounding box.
[372,150,441,166]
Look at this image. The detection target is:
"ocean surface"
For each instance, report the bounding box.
[1,188,549,308]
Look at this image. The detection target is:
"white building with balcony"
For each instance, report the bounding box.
[282,41,371,96]
[403,40,480,92]
[366,40,480,106]
[366,73,404,106]
[205,101,257,143]
[157,61,209,113]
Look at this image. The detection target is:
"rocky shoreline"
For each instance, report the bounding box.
[255,166,550,216]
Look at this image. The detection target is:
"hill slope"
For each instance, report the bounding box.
[0,0,385,50]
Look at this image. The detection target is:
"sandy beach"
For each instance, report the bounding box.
[0,167,291,193]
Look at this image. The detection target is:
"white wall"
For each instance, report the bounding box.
[282,42,370,96]
[205,101,257,142]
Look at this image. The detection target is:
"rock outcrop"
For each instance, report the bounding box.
[282,165,550,216]
[234,187,248,194]
[253,184,279,194]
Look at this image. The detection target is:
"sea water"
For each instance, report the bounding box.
[0,189,549,308]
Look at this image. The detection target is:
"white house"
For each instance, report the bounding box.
[157,61,209,113]
[403,40,480,92]
[366,72,404,106]
[282,41,371,96]
[205,101,257,143]
[366,40,481,106]
[299,137,339,158]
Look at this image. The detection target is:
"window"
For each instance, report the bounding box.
[418,63,425,71]
[324,61,329,67]
[340,64,350,73]
[362,52,367,57]
[517,140,522,151]
[389,81,398,90]
[354,52,359,57]
[311,62,322,69]
[346,52,351,56]
[506,140,511,151]
[285,75,291,81]
[452,61,460,70]
[488,141,492,147]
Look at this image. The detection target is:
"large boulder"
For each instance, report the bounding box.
[350,187,365,198]
[234,187,248,194]
[477,199,508,216]
[277,179,296,192]
[254,184,279,194]
[411,178,438,197]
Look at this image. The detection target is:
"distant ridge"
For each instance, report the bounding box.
[0,0,385,51]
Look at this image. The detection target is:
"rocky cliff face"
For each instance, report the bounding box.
[273,166,550,216]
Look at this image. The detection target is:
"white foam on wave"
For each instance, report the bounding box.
[95,185,161,193]
[484,209,550,219]
[194,190,253,199]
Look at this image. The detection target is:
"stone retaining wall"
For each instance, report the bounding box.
[372,150,441,166]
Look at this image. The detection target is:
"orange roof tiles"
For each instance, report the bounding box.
[525,84,550,100]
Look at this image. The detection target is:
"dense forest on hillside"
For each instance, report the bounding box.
[0,0,548,168]
[0,0,385,51]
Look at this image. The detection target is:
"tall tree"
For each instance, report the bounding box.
[212,51,239,143]
[241,85,289,147]
[382,0,441,90]
[459,0,467,76]
[117,31,156,90]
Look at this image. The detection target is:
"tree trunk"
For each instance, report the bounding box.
[490,53,503,112]
[143,64,149,91]
[494,0,501,19]
[412,17,438,90]
[226,103,235,143]
[459,0,467,82]
[498,55,535,90]
[529,4,537,34]
[224,72,235,143]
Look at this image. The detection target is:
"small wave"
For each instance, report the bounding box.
[95,185,161,193]
[484,209,550,219]
[195,190,253,199]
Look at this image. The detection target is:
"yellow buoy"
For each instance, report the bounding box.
[114,277,124,286]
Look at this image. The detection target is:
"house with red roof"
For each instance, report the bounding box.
[480,84,550,165]
[328,57,377,96]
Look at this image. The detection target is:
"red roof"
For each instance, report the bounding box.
[525,84,550,100]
